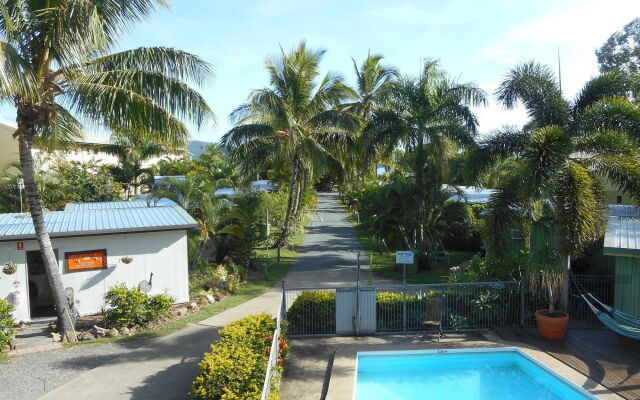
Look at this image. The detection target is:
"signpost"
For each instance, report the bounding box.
[396,251,414,332]
[16,178,24,213]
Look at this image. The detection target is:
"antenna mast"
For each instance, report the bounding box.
[557,45,562,94]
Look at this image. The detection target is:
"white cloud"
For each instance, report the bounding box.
[474,82,529,136]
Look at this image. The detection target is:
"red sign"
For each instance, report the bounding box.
[66,249,107,271]
[16,242,23,250]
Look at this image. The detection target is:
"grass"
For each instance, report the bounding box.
[349,213,474,284]
[64,238,300,348]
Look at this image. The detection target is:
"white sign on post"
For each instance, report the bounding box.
[395,251,414,264]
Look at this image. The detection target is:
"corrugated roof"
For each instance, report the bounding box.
[0,206,197,241]
[447,186,499,204]
[604,216,640,256]
[609,205,640,217]
[64,198,177,211]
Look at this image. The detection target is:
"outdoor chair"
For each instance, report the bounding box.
[434,242,450,264]
[421,298,443,341]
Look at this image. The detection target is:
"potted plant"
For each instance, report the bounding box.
[527,248,569,340]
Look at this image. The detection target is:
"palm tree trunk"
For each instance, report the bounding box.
[553,220,570,311]
[16,119,76,341]
[292,167,306,218]
[276,159,299,247]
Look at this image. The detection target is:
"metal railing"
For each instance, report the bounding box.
[375,282,521,333]
[260,291,285,400]
[283,281,522,336]
[281,275,615,337]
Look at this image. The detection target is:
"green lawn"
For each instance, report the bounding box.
[351,216,474,284]
[64,240,299,348]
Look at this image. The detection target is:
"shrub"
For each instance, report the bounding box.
[190,313,285,400]
[0,299,16,349]
[104,284,174,328]
[287,291,335,335]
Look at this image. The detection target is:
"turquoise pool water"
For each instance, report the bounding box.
[355,349,596,400]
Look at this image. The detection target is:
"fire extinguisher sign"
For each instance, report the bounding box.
[16,242,24,250]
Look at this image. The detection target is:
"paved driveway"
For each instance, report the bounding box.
[36,192,385,400]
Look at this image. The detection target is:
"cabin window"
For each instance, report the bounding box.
[617,195,623,204]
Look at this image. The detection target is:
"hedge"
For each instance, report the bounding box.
[286,291,335,335]
[190,313,287,400]
[0,299,16,349]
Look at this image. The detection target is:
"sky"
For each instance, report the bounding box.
[2,0,639,143]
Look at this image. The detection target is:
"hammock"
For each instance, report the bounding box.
[581,295,640,340]
[586,292,640,327]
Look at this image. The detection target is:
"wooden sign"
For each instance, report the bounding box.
[66,249,107,271]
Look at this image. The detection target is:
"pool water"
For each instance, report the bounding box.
[355,349,595,400]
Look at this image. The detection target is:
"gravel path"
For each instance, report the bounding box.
[0,340,148,400]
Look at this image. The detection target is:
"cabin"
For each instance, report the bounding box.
[604,205,640,318]
[0,199,196,322]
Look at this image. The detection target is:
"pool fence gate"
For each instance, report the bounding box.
[281,275,613,337]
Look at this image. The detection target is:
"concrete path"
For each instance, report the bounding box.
[40,192,381,400]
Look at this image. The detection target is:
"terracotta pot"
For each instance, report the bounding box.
[535,310,569,340]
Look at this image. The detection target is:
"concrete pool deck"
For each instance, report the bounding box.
[324,332,622,400]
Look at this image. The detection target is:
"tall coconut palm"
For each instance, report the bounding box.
[222,42,358,247]
[342,52,397,183]
[0,0,213,340]
[362,60,486,260]
[472,62,640,309]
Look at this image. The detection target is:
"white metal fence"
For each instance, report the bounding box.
[260,292,285,400]
[283,281,522,336]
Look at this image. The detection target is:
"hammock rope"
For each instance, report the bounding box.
[570,269,640,339]
[581,294,640,339]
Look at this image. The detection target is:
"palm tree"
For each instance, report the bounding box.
[222,42,358,247]
[473,62,640,309]
[103,135,171,198]
[342,53,397,182]
[362,60,486,261]
[0,0,213,340]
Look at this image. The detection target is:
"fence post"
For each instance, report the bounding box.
[520,278,525,327]
[355,252,361,336]
[281,281,287,321]
[402,264,407,333]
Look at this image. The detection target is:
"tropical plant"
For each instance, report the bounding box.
[103,135,173,198]
[222,42,359,247]
[472,61,640,309]
[0,0,213,340]
[360,60,486,262]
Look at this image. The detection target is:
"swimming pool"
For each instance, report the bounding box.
[355,348,597,400]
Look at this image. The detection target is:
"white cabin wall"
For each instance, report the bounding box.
[0,230,189,322]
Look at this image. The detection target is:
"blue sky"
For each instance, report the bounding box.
[3,0,639,142]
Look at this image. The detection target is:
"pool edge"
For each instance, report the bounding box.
[325,337,622,400]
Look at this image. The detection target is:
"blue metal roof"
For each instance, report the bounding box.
[609,205,640,217]
[447,186,499,204]
[0,205,197,241]
[604,216,640,257]
[64,198,178,211]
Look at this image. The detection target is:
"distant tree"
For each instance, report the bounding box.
[596,18,640,73]
[103,136,169,198]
